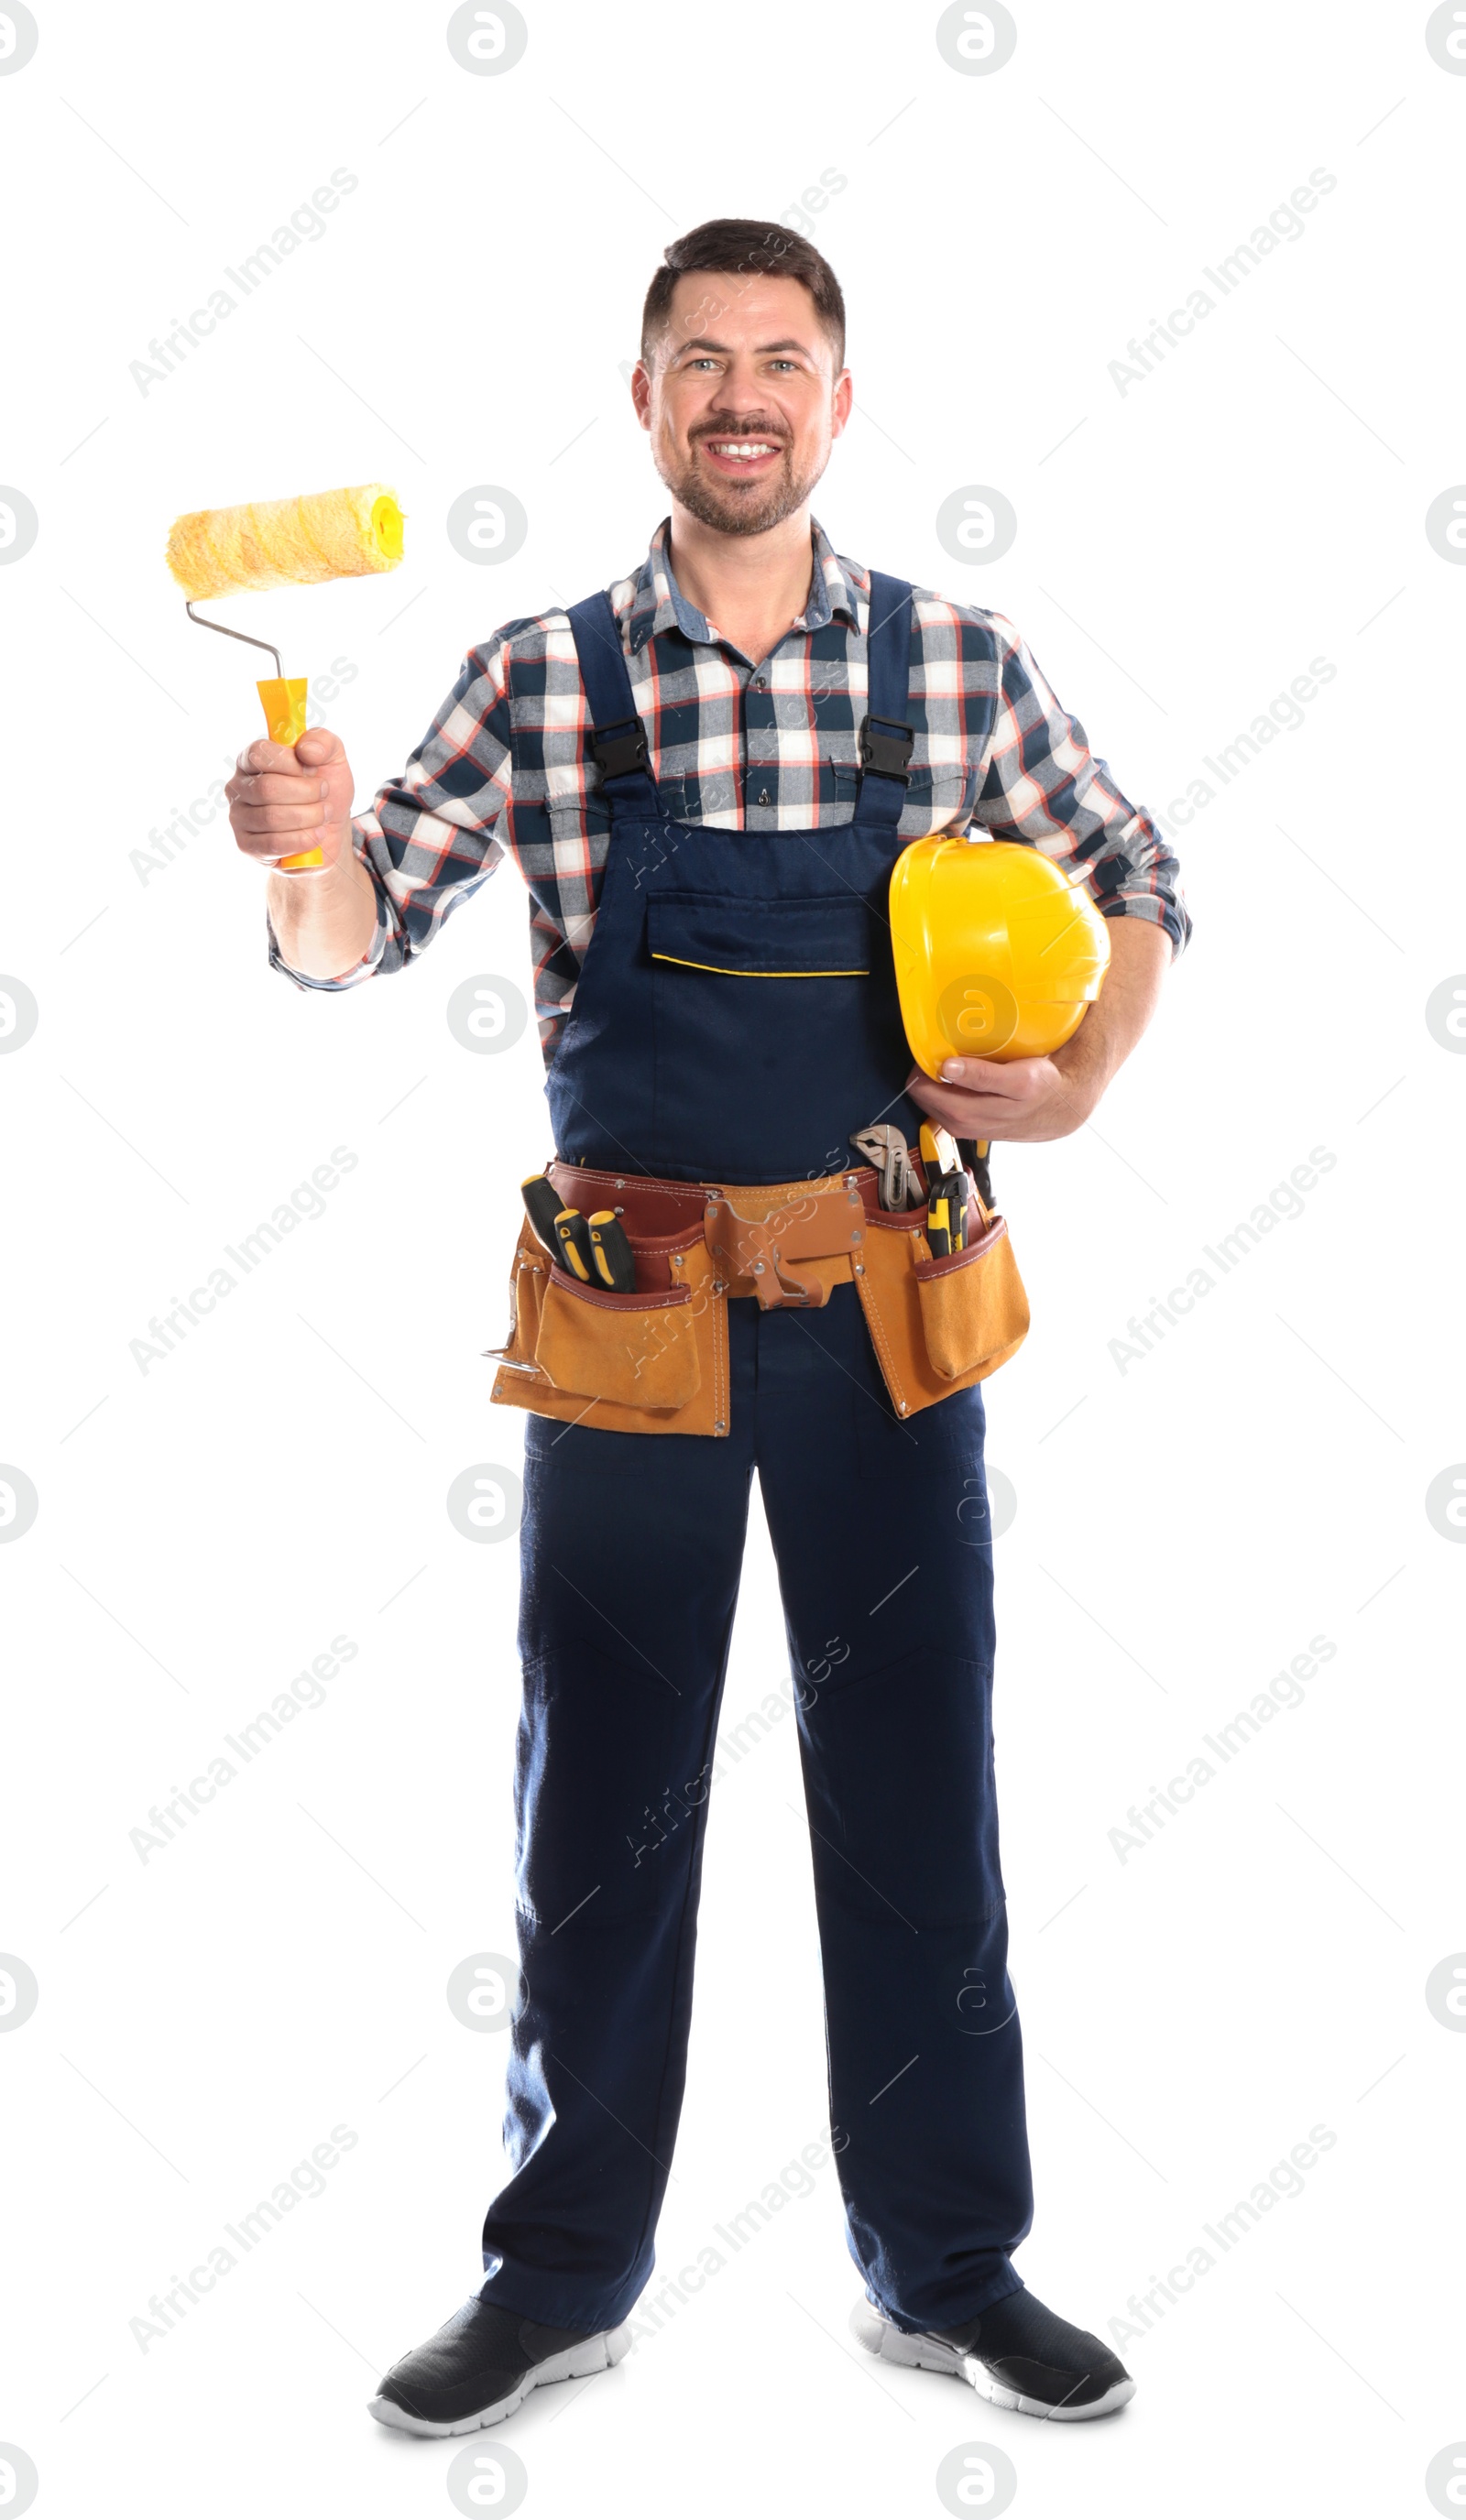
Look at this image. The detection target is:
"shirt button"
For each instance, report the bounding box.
[757,789,771,806]
[754,674,767,689]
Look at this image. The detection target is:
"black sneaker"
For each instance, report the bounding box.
[850,2286,1134,2420]
[368,2293,633,2437]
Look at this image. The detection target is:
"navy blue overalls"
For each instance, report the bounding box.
[479,573,1034,2337]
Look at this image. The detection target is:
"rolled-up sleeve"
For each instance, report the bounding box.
[268,629,518,990]
[973,615,1191,959]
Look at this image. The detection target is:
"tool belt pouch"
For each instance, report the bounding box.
[857,1202,1030,1417]
[487,1216,726,1435]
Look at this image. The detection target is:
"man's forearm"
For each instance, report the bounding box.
[1049,913,1171,1107]
[267,849,381,981]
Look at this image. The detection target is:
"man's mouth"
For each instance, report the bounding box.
[697,436,784,475]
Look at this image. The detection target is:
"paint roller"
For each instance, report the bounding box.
[165,483,405,868]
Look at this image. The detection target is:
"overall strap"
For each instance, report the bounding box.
[565,588,662,817]
[857,572,915,832]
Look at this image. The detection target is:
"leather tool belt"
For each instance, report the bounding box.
[487,1154,1030,1438]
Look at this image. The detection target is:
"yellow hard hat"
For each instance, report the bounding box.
[890,836,1111,1075]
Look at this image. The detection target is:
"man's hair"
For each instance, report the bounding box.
[640,219,846,370]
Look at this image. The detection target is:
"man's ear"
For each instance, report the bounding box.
[631,356,654,431]
[830,366,853,441]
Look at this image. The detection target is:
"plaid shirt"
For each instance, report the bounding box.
[270,517,1190,1059]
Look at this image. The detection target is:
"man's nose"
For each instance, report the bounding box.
[714,357,772,412]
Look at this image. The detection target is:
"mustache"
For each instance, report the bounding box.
[691,420,791,443]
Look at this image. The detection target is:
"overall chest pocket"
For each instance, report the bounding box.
[645,891,902,1179]
[647,891,878,979]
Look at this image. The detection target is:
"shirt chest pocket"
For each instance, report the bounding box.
[544,784,609,846]
[829,758,976,835]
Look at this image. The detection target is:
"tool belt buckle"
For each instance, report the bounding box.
[703,1179,867,1309]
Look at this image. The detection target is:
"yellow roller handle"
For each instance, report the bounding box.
[257,677,321,870]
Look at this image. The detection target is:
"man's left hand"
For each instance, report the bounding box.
[905,1043,1103,1144]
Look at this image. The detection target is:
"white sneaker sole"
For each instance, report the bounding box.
[367,2320,634,2438]
[848,2301,1135,2422]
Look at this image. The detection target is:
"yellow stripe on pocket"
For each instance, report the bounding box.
[651,953,870,978]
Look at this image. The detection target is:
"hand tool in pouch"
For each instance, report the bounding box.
[918,1119,960,1185]
[552,1208,595,1282]
[165,484,405,868]
[521,1174,566,1253]
[587,1211,637,1293]
[957,1138,993,1211]
[924,1171,970,1260]
[920,1123,969,1259]
[849,1124,919,1211]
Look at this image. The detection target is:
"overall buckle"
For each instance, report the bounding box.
[858,715,915,781]
[590,715,650,779]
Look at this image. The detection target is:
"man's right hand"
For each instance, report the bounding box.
[227,725,382,980]
[226,727,356,873]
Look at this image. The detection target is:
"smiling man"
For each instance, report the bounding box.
[231,217,1188,2439]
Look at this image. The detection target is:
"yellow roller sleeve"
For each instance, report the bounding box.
[165,483,404,600]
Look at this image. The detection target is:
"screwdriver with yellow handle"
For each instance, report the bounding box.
[587,1211,637,1293]
[521,1176,637,1291]
[553,1208,595,1282]
[520,1174,564,1252]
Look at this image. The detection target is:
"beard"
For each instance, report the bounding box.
[653,421,829,538]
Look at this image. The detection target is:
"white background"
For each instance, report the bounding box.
[1,3,1462,2515]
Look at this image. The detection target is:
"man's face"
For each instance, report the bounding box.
[633,271,851,537]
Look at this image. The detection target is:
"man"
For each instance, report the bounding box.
[229,219,1188,2438]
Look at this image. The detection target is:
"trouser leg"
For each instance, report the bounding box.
[754,1284,1034,2332]
[478,1391,753,2331]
